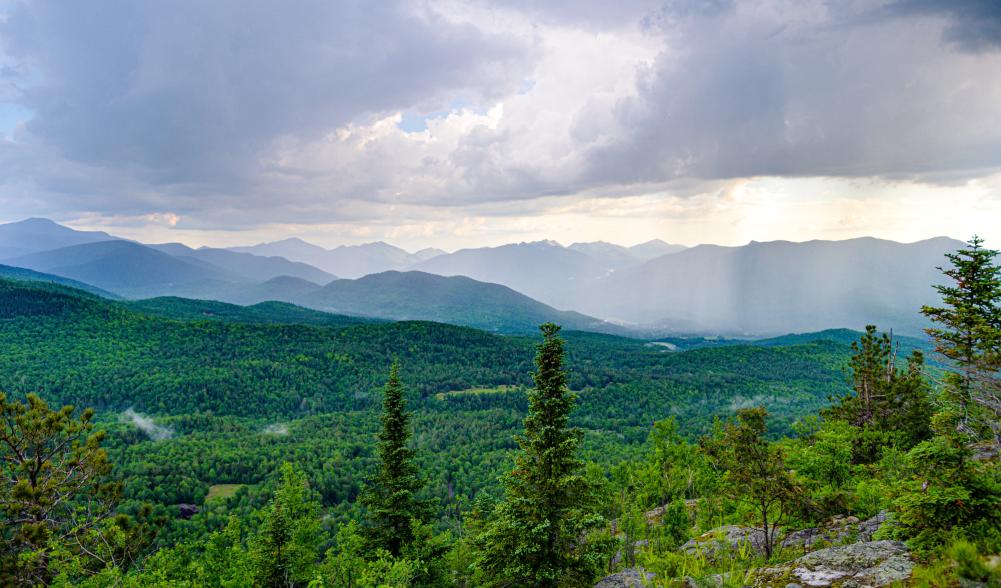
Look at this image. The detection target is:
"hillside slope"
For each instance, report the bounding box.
[5,240,242,297]
[0,263,119,298]
[297,271,618,334]
[126,297,376,327]
[0,277,857,435]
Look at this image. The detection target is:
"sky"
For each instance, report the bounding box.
[0,0,999,251]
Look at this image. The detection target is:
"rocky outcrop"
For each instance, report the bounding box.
[595,567,655,587]
[856,511,891,542]
[643,499,700,524]
[782,511,891,551]
[682,525,769,558]
[749,540,913,588]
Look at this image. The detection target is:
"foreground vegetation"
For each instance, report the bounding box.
[0,238,998,586]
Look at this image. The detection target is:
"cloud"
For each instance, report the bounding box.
[122,408,173,441]
[875,0,1001,53]
[580,0,1001,185]
[262,423,289,436]
[0,0,531,216]
[0,0,998,240]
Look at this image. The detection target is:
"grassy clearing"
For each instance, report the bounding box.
[434,385,521,401]
[205,483,246,503]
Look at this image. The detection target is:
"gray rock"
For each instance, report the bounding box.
[856,511,891,542]
[782,527,828,551]
[750,540,912,588]
[781,511,892,551]
[644,499,700,524]
[683,575,725,588]
[682,525,769,557]
[595,567,656,588]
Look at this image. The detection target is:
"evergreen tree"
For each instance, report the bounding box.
[824,325,933,460]
[251,463,323,588]
[476,323,611,587]
[892,428,1001,552]
[0,393,159,585]
[636,417,707,509]
[360,361,431,558]
[921,236,1001,443]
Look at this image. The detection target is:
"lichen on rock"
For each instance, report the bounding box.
[750,540,913,588]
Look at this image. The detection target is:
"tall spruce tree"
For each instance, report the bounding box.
[921,236,1001,442]
[360,361,431,558]
[476,323,610,587]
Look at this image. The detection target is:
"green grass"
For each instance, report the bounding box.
[434,385,522,401]
[205,483,246,503]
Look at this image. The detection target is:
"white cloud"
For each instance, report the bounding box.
[262,423,289,436]
[122,408,173,441]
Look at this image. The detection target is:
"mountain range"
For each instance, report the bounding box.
[572,236,959,335]
[0,217,116,259]
[0,217,963,336]
[230,237,445,278]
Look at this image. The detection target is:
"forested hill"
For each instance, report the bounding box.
[0,278,532,416]
[0,263,119,299]
[295,270,621,334]
[0,276,858,434]
[125,296,380,327]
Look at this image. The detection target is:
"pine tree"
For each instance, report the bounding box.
[0,393,160,585]
[921,236,1001,443]
[360,361,431,558]
[824,325,933,460]
[476,323,611,587]
[251,463,323,588]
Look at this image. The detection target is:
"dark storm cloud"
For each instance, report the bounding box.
[574,0,1001,186]
[877,0,1001,52]
[0,0,530,186]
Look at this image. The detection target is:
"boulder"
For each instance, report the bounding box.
[749,540,913,588]
[595,567,656,587]
[683,572,731,588]
[644,499,700,524]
